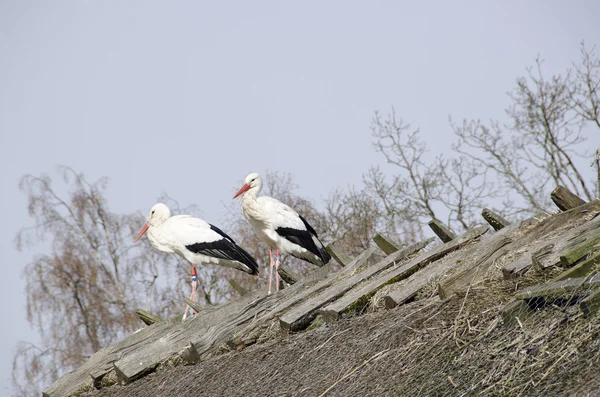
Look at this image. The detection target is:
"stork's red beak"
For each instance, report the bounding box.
[233,183,251,199]
[134,224,149,242]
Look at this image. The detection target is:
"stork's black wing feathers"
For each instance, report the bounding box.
[298,215,319,237]
[298,215,331,265]
[185,225,259,275]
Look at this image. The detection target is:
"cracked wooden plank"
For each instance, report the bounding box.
[503,209,600,278]
[437,234,513,300]
[229,248,380,346]
[136,309,164,326]
[514,273,600,301]
[428,219,457,243]
[228,279,250,295]
[113,289,278,384]
[279,246,380,331]
[481,208,511,231]
[320,227,488,323]
[373,233,402,255]
[326,242,351,266]
[552,252,600,282]
[43,317,182,397]
[551,185,586,211]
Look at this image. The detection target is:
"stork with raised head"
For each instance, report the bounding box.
[135,203,259,319]
[233,173,331,294]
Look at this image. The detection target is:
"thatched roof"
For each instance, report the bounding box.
[46,194,600,397]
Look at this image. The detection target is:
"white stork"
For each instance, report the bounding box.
[135,203,259,319]
[233,173,331,294]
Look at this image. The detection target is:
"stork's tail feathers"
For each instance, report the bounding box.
[318,245,331,266]
[311,236,331,266]
[237,246,260,275]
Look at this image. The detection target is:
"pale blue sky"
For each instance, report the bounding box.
[1,1,598,393]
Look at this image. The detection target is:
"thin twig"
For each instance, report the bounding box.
[317,349,390,397]
[309,329,350,354]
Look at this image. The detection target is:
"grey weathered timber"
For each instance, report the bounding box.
[373,233,402,255]
[500,300,532,327]
[320,228,488,323]
[481,208,511,231]
[383,233,501,307]
[280,238,434,331]
[558,233,600,268]
[552,252,600,282]
[229,249,377,345]
[228,279,250,295]
[514,273,600,301]
[581,286,600,317]
[304,262,336,282]
[382,260,449,309]
[113,289,278,384]
[503,207,600,277]
[437,236,512,300]
[43,317,182,397]
[551,185,587,211]
[277,265,299,285]
[428,219,457,243]
[336,246,378,277]
[136,309,163,326]
[326,242,352,266]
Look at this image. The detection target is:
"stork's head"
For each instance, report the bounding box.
[233,172,262,199]
[134,203,171,242]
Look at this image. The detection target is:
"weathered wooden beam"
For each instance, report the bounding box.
[373,233,402,255]
[559,235,600,268]
[552,252,600,282]
[230,250,380,347]
[337,246,378,277]
[183,296,203,314]
[180,342,201,365]
[228,279,249,295]
[551,186,586,211]
[481,208,511,231]
[135,309,164,326]
[580,287,600,317]
[437,236,512,300]
[305,262,335,282]
[320,228,488,323]
[112,289,281,384]
[428,219,457,243]
[503,202,600,278]
[514,273,600,301]
[43,317,181,397]
[326,242,352,266]
[500,300,532,327]
[277,265,299,285]
[279,238,432,331]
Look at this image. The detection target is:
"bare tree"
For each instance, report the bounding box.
[453,42,600,215]
[362,110,499,239]
[320,186,394,257]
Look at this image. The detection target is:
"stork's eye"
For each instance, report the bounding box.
[151,210,155,215]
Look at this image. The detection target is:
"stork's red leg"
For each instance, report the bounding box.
[268,249,275,294]
[183,265,198,320]
[274,249,281,292]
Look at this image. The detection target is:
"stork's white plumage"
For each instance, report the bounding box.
[233,173,331,294]
[135,203,259,318]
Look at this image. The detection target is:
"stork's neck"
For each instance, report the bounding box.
[240,185,260,209]
[242,186,260,204]
[147,223,171,253]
